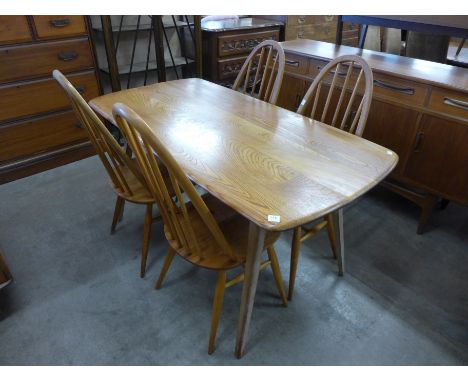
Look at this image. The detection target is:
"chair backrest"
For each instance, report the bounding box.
[112,102,238,263]
[52,69,145,196]
[297,55,374,137]
[232,40,285,105]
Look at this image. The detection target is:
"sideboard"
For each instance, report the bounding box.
[277,39,468,233]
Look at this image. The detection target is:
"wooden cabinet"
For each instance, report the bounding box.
[279,39,468,232]
[201,17,282,87]
[0,16,100,184]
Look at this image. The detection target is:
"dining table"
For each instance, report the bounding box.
[89,78,398,358]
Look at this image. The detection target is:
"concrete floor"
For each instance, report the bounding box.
[0,156,467,365]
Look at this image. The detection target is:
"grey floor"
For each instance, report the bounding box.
[0,156,467,365]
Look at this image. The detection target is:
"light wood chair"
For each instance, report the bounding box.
[0,247,13,290]
[288,55,374,300]
[53,69,158,278]
[232,40,285,105]
[112,102,288,354]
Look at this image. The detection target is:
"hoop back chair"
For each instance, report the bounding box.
[53,69,156,278]
[288,55,374,300]
[112,102,288,354]
[232,40,285,105]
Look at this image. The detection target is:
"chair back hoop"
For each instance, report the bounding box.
[296,55,373,137]
[52,70,146,194]
[232,40,285,105]
[112,102,238,263]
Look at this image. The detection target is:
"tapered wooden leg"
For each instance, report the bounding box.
[288,226,302,301]
[235,222,266,359]
[267,246,287,307]
[140,203,153,278]
[417,194,437,235]
[110,196,125,234]
[155,246,175,289]
[328,209,344,276]
[325,214,338,259]
[208,271,227,354]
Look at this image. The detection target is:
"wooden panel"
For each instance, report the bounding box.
[276,74,306,112]
[217,29,280,57]
[90,78,398,231]
[0,71,99,123]
[0,111,88,162]
[285,23,337,42]
[286,15,337,27]
[217,55,249,80]
[427,87,468,122]
[284,53,309,75]
[363,100,420,175]
[32,16,87,39]
[404,115,468,204]
[0,38,94,84]
[0,16,32,44]
[372,72,428,106]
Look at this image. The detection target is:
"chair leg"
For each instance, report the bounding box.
[288,226,302,301]
[140,203,153,278]
[267,246,287,307]
[110,196,125,234]
[208,270,226,355]
[155,246,175,289]
[325,214,338,259]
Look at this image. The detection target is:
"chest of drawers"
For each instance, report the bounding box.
[0,16,101,184]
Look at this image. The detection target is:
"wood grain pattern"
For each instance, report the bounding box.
[281,39,468,92]
[32,16,87,40]
[90,78,398,232]
[0,16,31,44]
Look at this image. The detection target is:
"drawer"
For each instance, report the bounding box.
[284,53,309,75]
[428,87,468,121]
[0,16,32,44]
[0,111,88,163]
[287,15,336,26]
[372,72,428,106]
[218,29,280,57]
[32,16,87,40]
[0,38,94,84]
[217,56,249,80]
[285,23,337,42]
[0,71,99,123]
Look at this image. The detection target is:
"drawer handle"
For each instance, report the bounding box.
[413,131,425,152]
[285,59,300,67]
[298,16,306,24]
[374,79,415,95]
[75,85,86,94]
[49,18,71,28]
[58,51,79,61]
[443,97,468,111]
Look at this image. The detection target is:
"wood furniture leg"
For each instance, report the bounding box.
[266,246,288,307]
[358,24,369,49]
[140,203,153,278]
[235,222,266,358]
[110,196,125,234]
[418,194,438,235]
[288,226,301,300]
[208,270,227,354]
[327,209,344,276]
[335,15,343,45]
[155,246,176,289]
[455,38,465,56]
[0,248,13,289]
[325,213,338,259]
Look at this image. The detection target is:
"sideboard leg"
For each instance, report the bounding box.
[417,194,438,235]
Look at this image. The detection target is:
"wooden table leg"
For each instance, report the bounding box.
[328,208,344,276]
[235,221,266,359]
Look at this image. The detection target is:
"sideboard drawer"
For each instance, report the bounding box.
[0,111,87,162]
[285,23,337,42]
[217,56,249,80]
[284,53,309,75]
[427,87,468,121]
[0,38,94,83]
[0,71,99,123]
[32,16,87,39]
[286,15,336,26]
[218,29,280,58]
[372,73,428,106]
[0,16,32,44]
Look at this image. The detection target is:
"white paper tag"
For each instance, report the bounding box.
[267,215,281,223]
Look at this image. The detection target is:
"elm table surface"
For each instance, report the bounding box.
[89,78,398,357]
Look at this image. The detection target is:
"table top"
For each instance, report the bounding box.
[90,78,398,231]
[281,39,468,93]
[201,17,283,32]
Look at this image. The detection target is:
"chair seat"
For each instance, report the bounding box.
[110,162,155,204]
[165,194,280,270]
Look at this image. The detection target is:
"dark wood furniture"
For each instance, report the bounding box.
[0,16,101,184]
[278,39,468,233]
[90,78,397,358]
[201,17,283,87]
[0,248,12,290]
